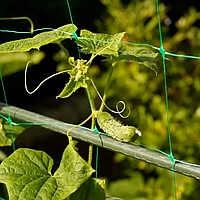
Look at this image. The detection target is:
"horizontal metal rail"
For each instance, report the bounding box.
[0,101,200,179]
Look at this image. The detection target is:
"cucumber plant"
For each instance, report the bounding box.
[0,24,158,200]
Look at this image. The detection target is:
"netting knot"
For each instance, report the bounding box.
[169,152,175,166]
[160,45,166,57]
[72,31,78,40]
[7,116,13,125]
[93,126,99,134]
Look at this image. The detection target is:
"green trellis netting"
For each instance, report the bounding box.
[1,0,200,199]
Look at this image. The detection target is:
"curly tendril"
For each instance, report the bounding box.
[116,101,131,118]
[24,61,69,94]
[89,78,130,116]
[0,16,34,33]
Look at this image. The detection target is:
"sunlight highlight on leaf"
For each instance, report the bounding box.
[0,24,77,53]
[0,144,94,200]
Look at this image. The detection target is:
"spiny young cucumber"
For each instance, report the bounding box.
[97,112,141,142]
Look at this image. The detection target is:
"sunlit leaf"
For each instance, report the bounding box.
[0,118,27,147]
[76,30,125,57]
[0,144,94,200]
[108,45,159,75]
[0,24,77,53]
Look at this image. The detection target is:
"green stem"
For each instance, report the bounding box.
[99,62,116,111]
[88,145,93,166]
[58,42,70,58]
[88,115,96,165]
[86,87,96,113]
[85,86,97,165]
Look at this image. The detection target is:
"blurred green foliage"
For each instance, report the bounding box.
[0,51,45,77]
[91,0,200,199]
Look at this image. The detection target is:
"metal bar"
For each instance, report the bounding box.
[0,101,200,179]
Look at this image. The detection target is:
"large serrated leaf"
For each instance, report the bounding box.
[76,30,125,57]
[0,144,94,200]
[0,24,77,53]
[108,45,159,75]
[0,118,27,147]
[69,177,106,200]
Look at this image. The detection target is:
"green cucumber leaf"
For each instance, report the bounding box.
[57,58,89,98]
[0,24,77,53]
[69,177,106,200]
[0,144,94,200]
[76,30,125,57]
[0,118,27,147]
[76,30,158,74]
[56,76,88,98]
[108,45,159,75]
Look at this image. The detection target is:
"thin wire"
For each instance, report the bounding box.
[65,0,81,60]
[64,2,98,200]
[1,109,200,166]
[0,17,34,33]
[0,27,70,35]
[1,28,200,61]
[0,70,15,152]
[156,0,177,199]
[65,0,78,39]
[1,112,200,170]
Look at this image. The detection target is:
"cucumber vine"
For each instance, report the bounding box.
[0,23,158,200]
